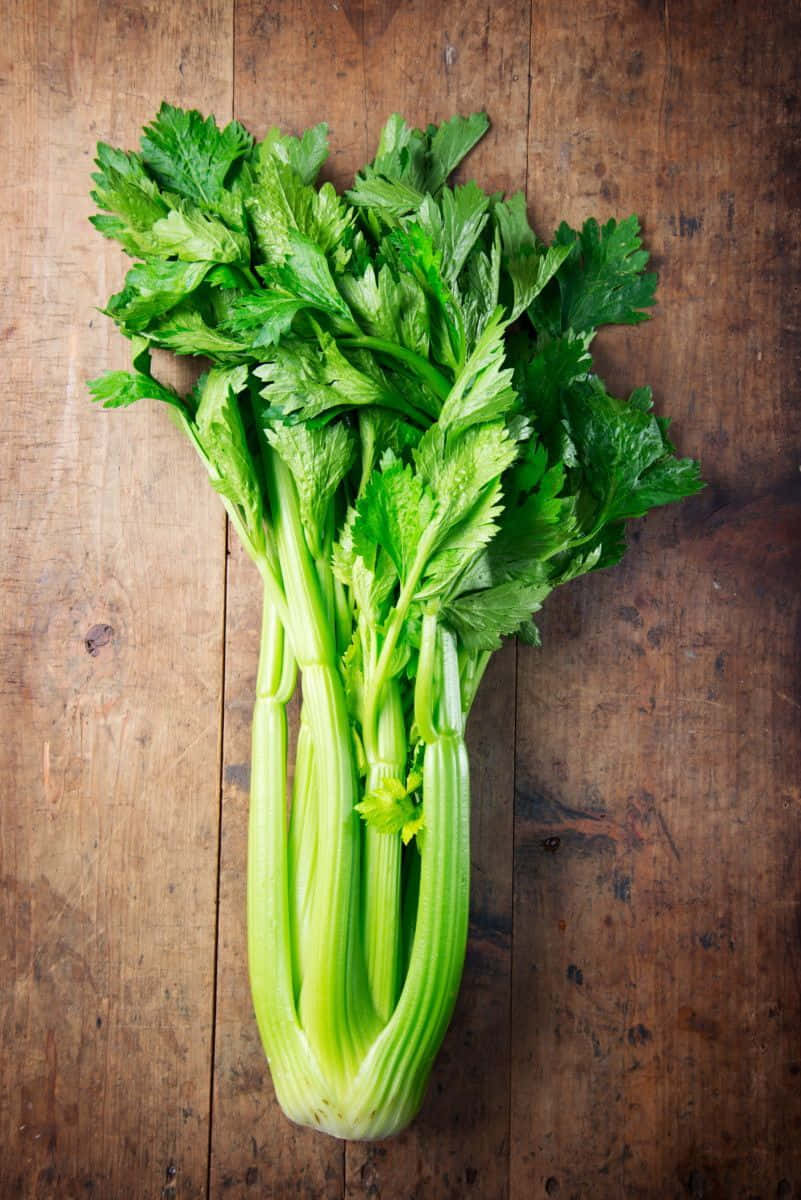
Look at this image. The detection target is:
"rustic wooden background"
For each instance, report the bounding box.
[2,0,800,1196]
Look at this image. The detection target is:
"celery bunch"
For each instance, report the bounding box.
[90,105,701,1138]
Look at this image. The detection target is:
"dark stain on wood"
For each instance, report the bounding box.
[223,761,251,791]
[84,623,114,656]
[677,1006,721,1042]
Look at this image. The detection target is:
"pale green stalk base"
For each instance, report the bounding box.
[247,585,471,1139]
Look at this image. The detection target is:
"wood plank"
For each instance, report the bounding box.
[209,536,347,1199]
[207,3,369,1194]
[211,3,528,1194]
[345,644,518,1200]
[0,2,233,1195]
[345,3,530,1196]
[511,2,801,1196]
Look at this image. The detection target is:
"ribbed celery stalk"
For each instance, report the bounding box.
[341,626,470,1138]
[263,453,378,1090]
[249,571,470,1138]
[247,599,323,1126]
[363,679,407,1022]
[287,714,316,1001]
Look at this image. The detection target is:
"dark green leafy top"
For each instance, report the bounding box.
[90,102,702,711]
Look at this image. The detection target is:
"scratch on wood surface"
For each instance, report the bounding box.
[42,740,50,799]
[33,709,225,958]
[161,721,218,775]
[676,693,730,708]
[654,805,682,862]
[657,0,673,140]
[38,870,107,945]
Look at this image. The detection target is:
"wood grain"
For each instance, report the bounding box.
[512,2,801,1198]
[0,2,232,1196]
[208,4,368,1194]
[1,0,799,1196]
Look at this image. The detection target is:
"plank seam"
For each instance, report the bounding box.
[206,516,230,1200]
[508,6,534,1190]
[206,20,237,1190]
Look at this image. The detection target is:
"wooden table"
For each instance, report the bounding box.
[2,1,799,1196]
